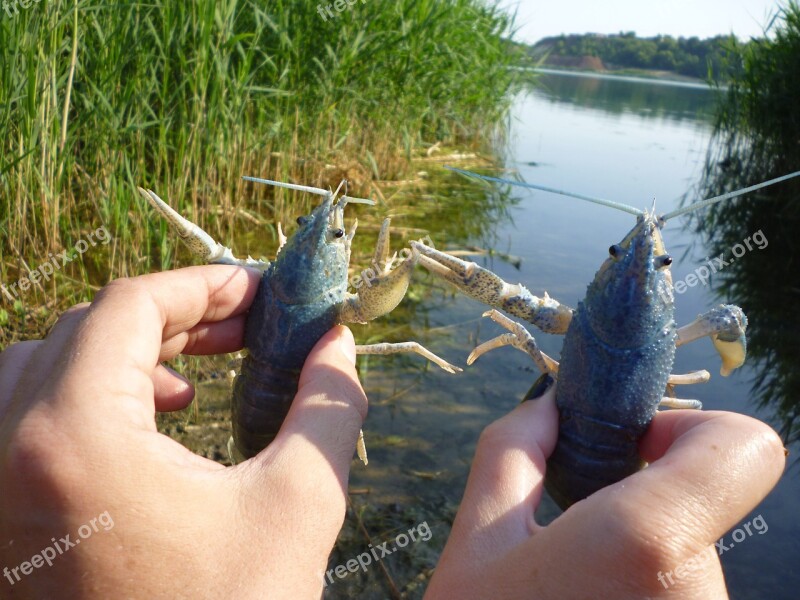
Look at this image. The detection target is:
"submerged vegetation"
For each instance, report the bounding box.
[0,0,525,345]
[694,2,800,446]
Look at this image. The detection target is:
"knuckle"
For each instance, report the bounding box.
[90,278,159,324]
[478,419,505,446]
[601,491,697,579]
[48,303,91,333]
[94,277,147,304]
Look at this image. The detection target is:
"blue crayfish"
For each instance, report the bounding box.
[412,168,800,510]
[138,178,459,463]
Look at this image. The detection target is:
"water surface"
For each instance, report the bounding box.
[339,72,798,599]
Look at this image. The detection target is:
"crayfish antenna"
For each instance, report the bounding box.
[661,170,800,221]
[445,166,645,217]
[242,175,331,197]
[243,176,375,205]
[337,180,375,206]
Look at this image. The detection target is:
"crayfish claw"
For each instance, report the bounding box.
[676,304,748,376]
[411,242,573,334]
[139,187,270,270]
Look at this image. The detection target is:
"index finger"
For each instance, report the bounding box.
[458,411,785,600]
[634,409,785,545]
[557,410,784,569]
[51,265,261,405]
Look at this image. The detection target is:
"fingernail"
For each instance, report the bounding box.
[522,373,555,403]
[337,326,357,366]
[165,364,191,389]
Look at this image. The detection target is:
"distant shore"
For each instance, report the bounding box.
[527,34,734,84]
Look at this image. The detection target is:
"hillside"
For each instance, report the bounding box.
[530,32,741,80]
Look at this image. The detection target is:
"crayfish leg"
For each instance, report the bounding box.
[667,370,711,385]
[659,397,702,410]
[355,342,462,374]
[468,310,559,374]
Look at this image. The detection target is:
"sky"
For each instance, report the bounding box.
[506,0,787,44]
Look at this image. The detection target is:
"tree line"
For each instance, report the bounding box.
[530,32,744,79]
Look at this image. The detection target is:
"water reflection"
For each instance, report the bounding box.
[328,73,800,598]
[330,172,523,599]
[691,156,800,448]
[335,76,723,598]
[532,69,719,123]
[347,169,519,371]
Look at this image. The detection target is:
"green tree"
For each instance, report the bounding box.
[531,32,741,79]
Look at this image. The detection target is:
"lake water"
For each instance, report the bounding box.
[337,71,799,598]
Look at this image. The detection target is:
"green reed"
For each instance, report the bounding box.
[0,0,527,345]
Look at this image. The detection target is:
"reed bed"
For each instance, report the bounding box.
[0,0,527,345]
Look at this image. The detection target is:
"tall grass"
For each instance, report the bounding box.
[705,1,800,180]
[0,0,525,344]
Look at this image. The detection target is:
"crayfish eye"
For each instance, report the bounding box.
[332,228,345,238]
[608,244,622,258]
[657,254,673,268]
[296,216,308,226]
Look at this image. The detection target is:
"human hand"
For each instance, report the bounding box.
[425,380,785,599]
[0,266,367,599]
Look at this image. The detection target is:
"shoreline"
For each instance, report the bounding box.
[533,66,726,91]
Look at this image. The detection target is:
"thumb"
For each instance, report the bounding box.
[268,326,368,485]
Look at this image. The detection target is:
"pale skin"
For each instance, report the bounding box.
[0,266,786,599]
